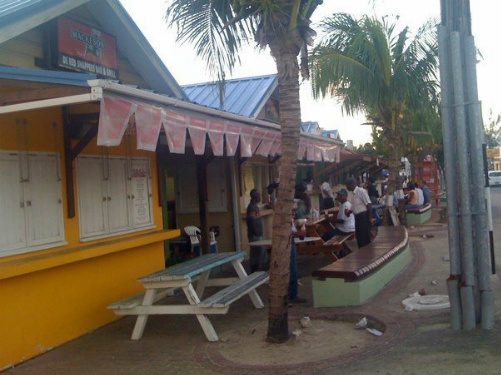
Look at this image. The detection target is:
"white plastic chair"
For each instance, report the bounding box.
[184,226,201,254]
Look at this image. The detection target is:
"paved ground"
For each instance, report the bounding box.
[5,189,501,375]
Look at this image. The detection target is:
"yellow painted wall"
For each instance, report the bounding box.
[0,107,178,369]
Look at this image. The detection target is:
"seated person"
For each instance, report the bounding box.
[421,181,432,205]
[405,183,420,210]
[321,189,355,241]
[415,183,424,206]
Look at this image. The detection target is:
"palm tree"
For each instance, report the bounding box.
[165,0,323,342]
[310,14,439,203]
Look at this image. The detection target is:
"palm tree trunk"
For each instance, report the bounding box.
[266,40,302,343]
[385,134,404,224]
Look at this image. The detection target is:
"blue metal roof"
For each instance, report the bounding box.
[321,129,340,140]
[182,74,277,118]
[0,66,95,86]
[301,121,320,134]
[0,0,62,24]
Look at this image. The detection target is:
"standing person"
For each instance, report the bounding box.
[320,180,335,210]
[345,177,372,248]
[367,176,380,204]
[294,182,311,219]
[246,189,267,273]
[289,219,307,304]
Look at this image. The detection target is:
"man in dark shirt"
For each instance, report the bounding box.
[246,189,267,273]
[367,177,379,204]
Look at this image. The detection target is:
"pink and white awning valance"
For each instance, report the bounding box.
[96,96,340,162]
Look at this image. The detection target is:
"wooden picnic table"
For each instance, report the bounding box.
[108,251,268,342]
[248,237,322,249]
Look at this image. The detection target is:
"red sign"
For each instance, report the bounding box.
[57,17,119,79]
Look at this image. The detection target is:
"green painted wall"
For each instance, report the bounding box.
[312,244,412,307]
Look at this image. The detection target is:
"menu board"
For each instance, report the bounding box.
[130,160,151,226]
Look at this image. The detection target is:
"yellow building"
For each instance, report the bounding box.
[0,0,343,369]
[0,0,185,369]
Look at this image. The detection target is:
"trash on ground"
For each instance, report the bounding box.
[300,316,311,328]
[430,280,438,286]
[366,328,383,337]
[402,294,450,311]
[291,329,302,338]
[355,317,368,329]
[419,288,427,295]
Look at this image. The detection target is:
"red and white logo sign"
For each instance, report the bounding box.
[58,17,119,79]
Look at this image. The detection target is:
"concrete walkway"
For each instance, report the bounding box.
[5,200,501,375]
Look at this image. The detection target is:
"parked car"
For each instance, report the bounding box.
[488,171,501,186]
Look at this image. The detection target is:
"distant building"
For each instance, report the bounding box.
[301,121,342,141]
[487,147,501,170]
[321,129,342,141]
[300,121,322,135]
[345,140,354,150]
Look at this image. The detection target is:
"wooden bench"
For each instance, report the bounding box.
[311,226,410,307]
[295,218,354,261]
[406,203,432,225]
[108,251,268,342]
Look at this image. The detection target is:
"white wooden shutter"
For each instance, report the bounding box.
[176,160,199,214]
[24,153,64,246]
[0,152,26,252]
[207,159,227,212]
[129,158,153,227]
[77,156,108,238]
[107,157,130,232]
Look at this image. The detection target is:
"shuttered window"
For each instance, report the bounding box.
[0,151,65,256]
[77,155,154,240]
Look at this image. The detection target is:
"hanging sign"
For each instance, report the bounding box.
[57,17,119,79]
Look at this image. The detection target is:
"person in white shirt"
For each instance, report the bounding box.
[415,185,424,206]
[321,189,355,241]
[320,180,335,210]
[346,177,372,248]
[335,189,355,233]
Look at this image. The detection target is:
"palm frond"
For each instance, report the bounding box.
[165,0,255,80]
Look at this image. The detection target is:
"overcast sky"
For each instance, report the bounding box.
[120,0,500,146]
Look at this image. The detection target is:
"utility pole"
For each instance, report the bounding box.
[438,0,494,330]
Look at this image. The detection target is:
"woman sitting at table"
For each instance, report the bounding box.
[321,189,355,241]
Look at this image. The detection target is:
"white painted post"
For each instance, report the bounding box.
[182,284,219,341]
[131,288,157,340]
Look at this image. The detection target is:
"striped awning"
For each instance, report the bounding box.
[97,95,340,162]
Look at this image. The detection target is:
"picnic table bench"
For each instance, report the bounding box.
[108,251,268,342]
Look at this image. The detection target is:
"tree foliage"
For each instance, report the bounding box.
[310,14,439,193]
[484,109,501,148]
